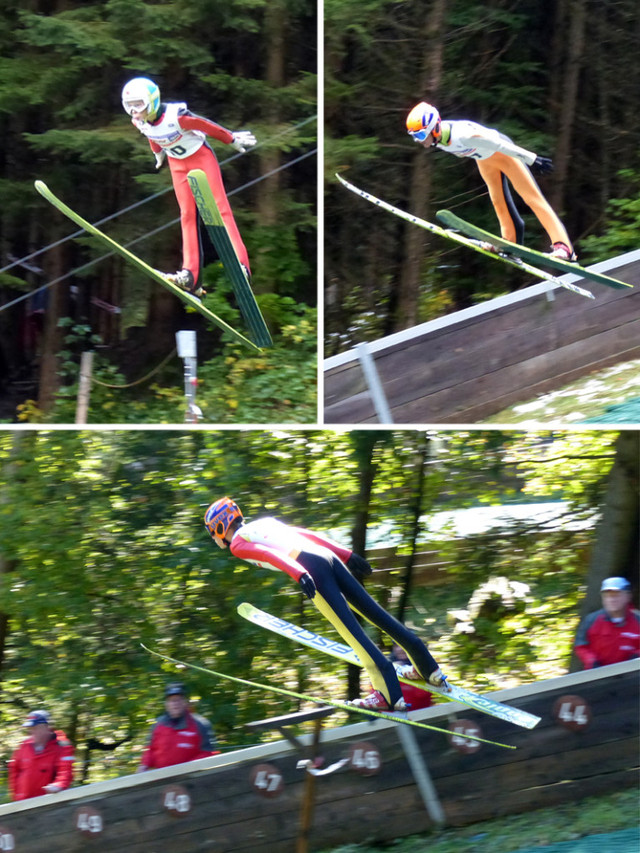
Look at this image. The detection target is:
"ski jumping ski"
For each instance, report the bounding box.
[436,209,632,290]
[237,602,540,730]
[187,169,272,348]
[34,180,260,351]
[141,643,516,749]
[336,173,597,300]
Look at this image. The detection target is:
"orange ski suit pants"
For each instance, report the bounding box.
[476,151,572,248]
[168,144,250,283]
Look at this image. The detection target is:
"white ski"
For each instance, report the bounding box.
[238,602,540,730]
[336,173,595,300]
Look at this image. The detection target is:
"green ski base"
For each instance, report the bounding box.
[34,180,260,352]
[336,173,596,299]
[436,209,632,290]
[187,169,272,348]
[238,602,540,730]
[141,643,516,750]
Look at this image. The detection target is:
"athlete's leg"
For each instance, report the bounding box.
[488,152,573,249]
[476,158,520,243]
[501,174,525,245]
[187,146,251,271]
[170,161,203,282]
[332,560,440,682]
[298,553,402,706]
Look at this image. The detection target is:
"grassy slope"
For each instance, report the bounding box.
[320,789,639,853]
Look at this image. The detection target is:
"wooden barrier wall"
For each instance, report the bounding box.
[0,660,637,853]
[323,251,640,423]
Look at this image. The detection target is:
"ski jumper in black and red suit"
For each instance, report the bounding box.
[230,517,440,708]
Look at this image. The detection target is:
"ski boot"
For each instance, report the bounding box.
[548,242,577,262]
[162,269,206,298]
[349,690,408,713]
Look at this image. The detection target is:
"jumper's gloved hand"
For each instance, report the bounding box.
[346,553,372,581]
[532,155,554,175]
[231,130,257,153]
[298,572,316,600]
[154,150,166,170]
[427,667,451,692]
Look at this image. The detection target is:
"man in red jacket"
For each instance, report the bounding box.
[138,682,219,771]
[8,711,75,800]
[574,577,640,669]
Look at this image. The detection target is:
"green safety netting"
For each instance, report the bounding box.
[582,397,640,423]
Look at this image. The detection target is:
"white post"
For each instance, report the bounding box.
[75,351,94,425]
[176,331,201,423]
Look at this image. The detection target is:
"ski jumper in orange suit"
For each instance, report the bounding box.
[132,103,250,285]
[436,120,572,251]
[230,517,441,709]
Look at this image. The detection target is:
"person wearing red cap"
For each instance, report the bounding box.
[204,497,449,714]
[138,682,219,771]
[406,101,575,261]
[8,711,75,800]
[574,577,640,669]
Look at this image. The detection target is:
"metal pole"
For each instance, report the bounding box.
[356,341,394,423]
[75,351,94,424]
[396,724,445,825]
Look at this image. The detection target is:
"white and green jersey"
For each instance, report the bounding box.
[437,119,536,165]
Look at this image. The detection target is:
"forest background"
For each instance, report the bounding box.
[0,0,317,423]
[325,0,640,354]
[0,428,637,799]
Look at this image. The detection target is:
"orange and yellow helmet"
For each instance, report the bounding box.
[406,102,441,144]
[204,497,243,548]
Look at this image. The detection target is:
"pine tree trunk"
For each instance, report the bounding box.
[394,0,446,330]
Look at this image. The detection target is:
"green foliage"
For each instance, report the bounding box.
[325,0,640,347]
[0,430,627,794]
[0,0,316,419]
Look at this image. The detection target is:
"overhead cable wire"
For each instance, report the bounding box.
[0,146,317,314]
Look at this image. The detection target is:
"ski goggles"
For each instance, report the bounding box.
[408,128,431,142]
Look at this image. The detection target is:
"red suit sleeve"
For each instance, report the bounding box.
[177,114,234,145]
[230,538,308,583]
[291,527,353,564]
[52,733,75,790]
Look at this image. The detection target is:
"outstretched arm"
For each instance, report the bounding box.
[177,113,234,144]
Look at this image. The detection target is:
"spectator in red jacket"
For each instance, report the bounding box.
[574,577,640,669]
[138,682,219,771]
[390,644,434,710]
[8,710,75,801]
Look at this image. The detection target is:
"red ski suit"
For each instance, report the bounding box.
[141,711,219,770]
[574,605,640,669]
[8,730,75,801]
[139,107,250,283]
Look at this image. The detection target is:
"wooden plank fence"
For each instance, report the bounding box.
[0,660,637,852]
[324,250,640,423]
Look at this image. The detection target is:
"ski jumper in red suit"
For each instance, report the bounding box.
[436,120,572,249]
[574,604,640,669]
[230,517,440,708]
[132,102,250,284]
[8,730,75,801]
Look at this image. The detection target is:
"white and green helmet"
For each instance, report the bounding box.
[121,77,161,119]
